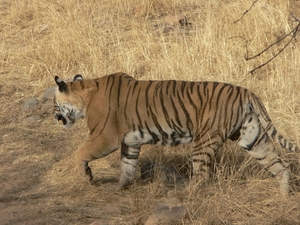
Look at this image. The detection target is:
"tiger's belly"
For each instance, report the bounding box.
[123,129,193,147]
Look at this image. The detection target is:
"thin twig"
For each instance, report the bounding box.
[246,23,300,61]
[234,0,259,24]
[249,34,295,74]
[249,22,300,74]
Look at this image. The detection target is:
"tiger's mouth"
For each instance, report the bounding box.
[55,114,67,126]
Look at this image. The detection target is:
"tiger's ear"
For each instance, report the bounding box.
[74,74,83,81]
[55,76,67,92]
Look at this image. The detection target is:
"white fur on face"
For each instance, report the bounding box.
[54,101,84,129]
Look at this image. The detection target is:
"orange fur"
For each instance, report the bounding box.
[53,72,299,195]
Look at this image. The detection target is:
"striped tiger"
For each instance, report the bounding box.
[53,72,299,196]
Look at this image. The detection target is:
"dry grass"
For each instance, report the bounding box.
[1,0,300,224]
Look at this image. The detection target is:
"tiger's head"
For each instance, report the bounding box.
[53,74,85,128]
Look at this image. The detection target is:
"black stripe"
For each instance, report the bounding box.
[145,81,154,109]
[135,88,143,127]
[94,80,99,91]
[198,83,210,123]
[90,121,101,135]
[138,125,144,138]
[117,75,123,108]
[271,129,277,139]
[255,156,267,161]
[155,81,163,97]
[166,80,172,95]
[244,134,266,151]
[202,82,208,96]
[181,81,186,98]
[192,152,213,164]
[96,75,115,137]
[266,159,283,170]
[193,137,221,151]
[186,90,197,114]
[121,151,139,160]
[170,97,182,127]
[170,119,184,134]
[193,118,211,143]
[214,83,227,106]
[149,107,168,144]
[145,121,160,144]
[192,159,207,163]
[79,81,84,89]
[190,82,195,94]
[104,75,115,94]
[160,86,172,128]
[177,90,193,130]
[123,85,132,124]
[172,80,177,96]
[196,83,203,107]
[227,86,242,132]
[132,81,139,95]
[282,138,287,149]
[70,82,75,91]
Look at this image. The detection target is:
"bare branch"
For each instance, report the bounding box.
[228,36,250,59]
[234,0,259,24]
[249,21,300,74]
[246,23,300,61]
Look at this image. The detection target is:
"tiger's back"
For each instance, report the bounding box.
[117,77,246,147]
[53,72,299,196]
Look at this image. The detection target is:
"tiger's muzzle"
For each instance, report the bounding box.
[55,113,67,126]
[54,112,75,128]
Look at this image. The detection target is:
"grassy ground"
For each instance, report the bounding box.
[1,0,300,224]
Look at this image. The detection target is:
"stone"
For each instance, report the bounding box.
[41,100,54,113]
[22,115,41,125]
[22,98,39,111]
[89,222,109,225]
[145,198,186,224]
[12,158,23,165]
[144,215,158,225]
[43,86,56,102]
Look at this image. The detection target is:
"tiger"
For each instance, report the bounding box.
[53,72,299,196]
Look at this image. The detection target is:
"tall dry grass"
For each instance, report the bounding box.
[2,0,299,136]
[1,0,300,224]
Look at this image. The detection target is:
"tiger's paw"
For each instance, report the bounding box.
[115,184,123,191]
[115,176,134,191]
[77,165,94,185]
[115,183,130,191]
[88,179,95,186]
[167,188,189,200]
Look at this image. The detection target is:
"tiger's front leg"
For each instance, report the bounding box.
[75,137,119,185]
[191,130,223,187]
[116,144,141,190]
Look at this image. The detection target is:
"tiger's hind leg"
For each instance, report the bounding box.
[116,144,141,190]
[238,112,290,196]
